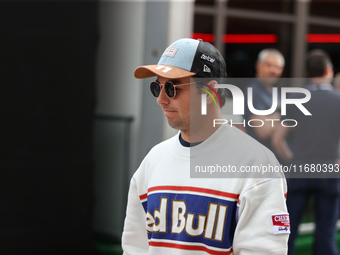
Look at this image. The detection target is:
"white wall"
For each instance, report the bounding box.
[95,0,146,173]
[94,0,194,239]
[95,0,147,239]
[96,0,195,171]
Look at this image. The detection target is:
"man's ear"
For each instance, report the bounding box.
[206,80,218,105]
[255,61,260,74]
[324,65,334,78]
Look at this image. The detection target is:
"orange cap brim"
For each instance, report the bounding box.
[134,64,196,79]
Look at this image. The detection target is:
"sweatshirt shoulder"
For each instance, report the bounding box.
[229,126,277,160]
[133,134,178,176]
[146,134,177,158]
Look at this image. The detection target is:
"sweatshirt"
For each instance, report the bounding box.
[122,124,289,254]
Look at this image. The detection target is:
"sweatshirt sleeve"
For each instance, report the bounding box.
[232,178,289,255]
[121,177,149,255]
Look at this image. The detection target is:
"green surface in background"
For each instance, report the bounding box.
[96,239,122,255]
[295,231,340,255]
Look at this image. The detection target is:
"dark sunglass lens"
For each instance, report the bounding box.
[165,82,175,98]
[150,82,161,97]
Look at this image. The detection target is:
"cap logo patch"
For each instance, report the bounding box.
[155,65,172,73]
[201,54,215,63]
[162,46,179,58]
[271,213,290,235]
[203,65,211,73]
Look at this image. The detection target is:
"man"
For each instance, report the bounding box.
[122,38,289,254]
[243,49,285,161]
[272,50,340,255]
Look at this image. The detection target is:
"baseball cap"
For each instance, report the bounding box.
[134,38,227,79]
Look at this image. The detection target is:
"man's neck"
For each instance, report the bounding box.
[257,78,276,94]
[179,133,202,147]
[180,131,191,143]
[180,109,223,143]
[310,77,332,85]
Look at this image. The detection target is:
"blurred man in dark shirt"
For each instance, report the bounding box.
[272,49,340,255]
[243,48,285,160]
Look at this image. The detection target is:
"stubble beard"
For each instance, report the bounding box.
[167,117,189,131]
[167,114,203,139]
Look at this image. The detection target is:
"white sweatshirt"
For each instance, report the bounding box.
[122,125,289,255]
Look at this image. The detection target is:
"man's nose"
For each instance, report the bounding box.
[269,66,280,75]
[157,86,170,105]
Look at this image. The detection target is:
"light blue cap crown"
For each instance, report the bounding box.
[158,38,199,72]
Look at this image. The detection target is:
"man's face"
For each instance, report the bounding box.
[256,54,284,85]
[156,76,192,132]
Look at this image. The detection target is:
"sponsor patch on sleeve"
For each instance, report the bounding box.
[271,213,290,235]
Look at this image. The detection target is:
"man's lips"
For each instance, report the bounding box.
[162,108,177,116]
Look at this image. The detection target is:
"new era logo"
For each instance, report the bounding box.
[203,65,211,73]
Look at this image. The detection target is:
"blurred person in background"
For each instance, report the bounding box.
[243,49,285,163]
[333,72,340,91]
[272,49,340,255]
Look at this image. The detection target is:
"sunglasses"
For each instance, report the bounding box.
[149,80,196,99]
